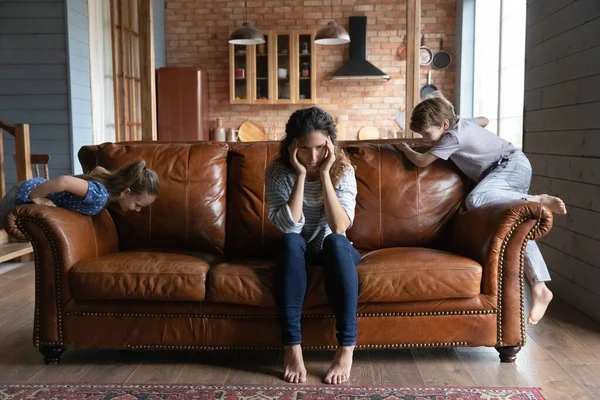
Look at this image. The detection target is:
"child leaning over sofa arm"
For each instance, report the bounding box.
[400,91,566,326]
[0,159,160,226]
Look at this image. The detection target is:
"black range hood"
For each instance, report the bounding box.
[330,16,390,81]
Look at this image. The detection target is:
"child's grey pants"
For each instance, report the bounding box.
[464,153,551,283]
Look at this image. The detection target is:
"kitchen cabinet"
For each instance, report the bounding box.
[294,30,317,105]
[229,30,317,104]
[230,43,252,104]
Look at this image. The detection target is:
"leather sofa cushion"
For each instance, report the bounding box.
[358,247,482,302]
[70,252,210,301]
[206,259,280,308]
[207,247,482,307]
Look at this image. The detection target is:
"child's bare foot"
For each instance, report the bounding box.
[283,345,307,383]
[528,282,553,324]
[530,194,567,214]
[324,345,354,384]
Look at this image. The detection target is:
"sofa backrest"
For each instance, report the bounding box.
[79,141,468,256]
[226,141,468,257]
[225,142,282,258]
[79,142,229,254]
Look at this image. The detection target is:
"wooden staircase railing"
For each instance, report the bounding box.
[0,119,32,188]
[0,119,34,263]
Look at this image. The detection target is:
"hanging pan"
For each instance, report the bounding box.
[419,35,433,66]
[397,36,406,59]
[432,38,451,70]
[420,71,437,100]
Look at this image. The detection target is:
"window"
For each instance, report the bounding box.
[459,0,526,148]
[110,0,142,142]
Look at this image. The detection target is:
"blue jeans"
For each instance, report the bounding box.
[277,233,361,346]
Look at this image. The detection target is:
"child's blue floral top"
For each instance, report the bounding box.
[16,177,110,215]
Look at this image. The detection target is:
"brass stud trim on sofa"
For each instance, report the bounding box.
[518,219,540,347]
[17,217,65,348]
[496,218,524,346]
[123,341,469,351]
[65,310,497,319]
[358,310,496,317]
[496,216,540,347]
[31,238,41,348]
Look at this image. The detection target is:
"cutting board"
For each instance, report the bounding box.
[238,120,265,142]
[358,125,380,140]
[336,121,350,140]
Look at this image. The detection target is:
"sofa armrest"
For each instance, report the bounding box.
[5,205,118,346]
[447,200,553,346]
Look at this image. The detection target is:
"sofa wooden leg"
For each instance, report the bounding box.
[40,346,66,365]
[496,345,521,363]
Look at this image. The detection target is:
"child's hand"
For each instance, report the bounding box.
[30,197,56,207]
[399,142,414,153]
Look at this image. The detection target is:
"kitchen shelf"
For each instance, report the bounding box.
[229,30,316,104]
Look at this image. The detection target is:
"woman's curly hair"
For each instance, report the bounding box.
[275,107,353,185]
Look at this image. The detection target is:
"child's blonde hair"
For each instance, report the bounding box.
[78,160,159,197]
[409,91,459,133]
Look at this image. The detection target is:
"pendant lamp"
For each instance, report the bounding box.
[228,0,265,45]
[315,0,350,45]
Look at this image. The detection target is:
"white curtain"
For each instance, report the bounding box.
[88,0,116,144]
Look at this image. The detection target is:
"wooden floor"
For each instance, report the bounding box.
[1,263,599,399]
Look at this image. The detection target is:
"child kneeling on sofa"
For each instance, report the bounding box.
[400,91,566,325]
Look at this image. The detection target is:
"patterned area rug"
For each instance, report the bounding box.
[0,384,545,399]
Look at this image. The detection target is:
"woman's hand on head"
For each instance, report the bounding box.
[289,139,307,176]
[319,137,336,175]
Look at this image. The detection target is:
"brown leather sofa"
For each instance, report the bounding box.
[6,141,553,365]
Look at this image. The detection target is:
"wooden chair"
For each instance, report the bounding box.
[13,154,51,179]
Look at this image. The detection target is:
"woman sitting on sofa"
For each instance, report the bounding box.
[265,107,360,385]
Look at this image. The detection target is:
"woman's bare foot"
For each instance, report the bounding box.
[530,194,567,214]
[283,345,307,383]
[528,282,553,324]
[324,345,354,384]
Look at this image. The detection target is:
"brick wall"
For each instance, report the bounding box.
[525,0,600,323]
[165,0,456,138]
